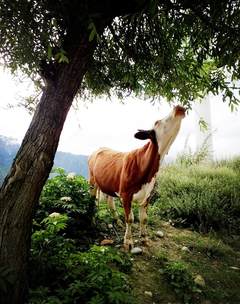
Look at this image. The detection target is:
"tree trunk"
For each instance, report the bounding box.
[0,36,95,304]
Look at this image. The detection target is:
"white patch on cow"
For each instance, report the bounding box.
[153,111,184,175]
[133,176,156,204]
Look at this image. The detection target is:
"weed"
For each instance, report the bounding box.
[163,261,202,304]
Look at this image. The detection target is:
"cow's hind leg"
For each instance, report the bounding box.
[107,196,123,227]
[139,200,150,246]
[123,198,134,251]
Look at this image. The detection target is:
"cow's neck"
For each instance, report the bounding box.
[135,141,160,181]
[156,124,181,163]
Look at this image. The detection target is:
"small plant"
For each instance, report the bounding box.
[176,134,212,167]
[163,261,202,304]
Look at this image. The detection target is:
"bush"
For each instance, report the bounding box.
[34,168,96,240]
[151,159,240,233]
[30,213,133,303]
[29,171,134,304]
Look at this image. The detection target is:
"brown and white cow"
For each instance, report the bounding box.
[88,105,185,250]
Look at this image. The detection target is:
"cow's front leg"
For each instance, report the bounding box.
[139,202,149,246]
[123,200,134,251]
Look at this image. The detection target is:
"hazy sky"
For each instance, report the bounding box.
[0,67,239,159]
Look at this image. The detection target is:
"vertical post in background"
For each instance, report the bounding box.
[195,95,214,160]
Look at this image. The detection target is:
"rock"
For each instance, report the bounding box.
[144,291,153,297]
[194,274,206,287]
[181,246,190,252]
[156,230,164,238]
[131,247,143,255]
[100,239,114,246]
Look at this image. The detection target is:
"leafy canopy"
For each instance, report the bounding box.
[0,0,240,107]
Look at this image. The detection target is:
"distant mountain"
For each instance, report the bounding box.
[54,151,88,178]
[0,135,20,183]
[0,135,88,184]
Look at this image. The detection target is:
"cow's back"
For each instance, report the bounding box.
[88,148,124,196]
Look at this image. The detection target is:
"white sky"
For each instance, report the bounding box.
[0,67,239,160]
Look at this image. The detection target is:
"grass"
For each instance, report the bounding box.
[171,229,240,303]
[128,220,240,304]
[149,157,240,234]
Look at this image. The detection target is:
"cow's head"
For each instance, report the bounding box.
[134,105,185,155]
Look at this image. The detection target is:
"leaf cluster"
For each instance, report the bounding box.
[1,1,240,106]
[84,1,240,106]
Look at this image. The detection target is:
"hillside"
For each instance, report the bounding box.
[28,160,240,304]
[0,135,88,184]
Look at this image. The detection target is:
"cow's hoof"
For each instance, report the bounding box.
[141,238,150,247]
[123,240,134,251]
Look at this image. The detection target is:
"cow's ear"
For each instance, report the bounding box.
[134,129,156,141]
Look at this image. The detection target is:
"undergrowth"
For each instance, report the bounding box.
[29,169,134,304]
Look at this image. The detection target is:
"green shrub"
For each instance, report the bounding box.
[151,159,240,233]
[30,244,133,304]
[163,261,201,304]
[30,213,76,288]
[30,170,134,303]
[30,211,133,303]
[34,168,96,239]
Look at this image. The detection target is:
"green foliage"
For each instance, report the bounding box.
[30,169,133,303]
[151,158,240,233]
[30,235,133,303]
[163,261,201,304]
[1,1,240,105]
[84,2,240,106]
[35,168,96,236]
[215,156,240,173]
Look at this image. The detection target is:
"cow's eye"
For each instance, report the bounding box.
[154,120,161,127]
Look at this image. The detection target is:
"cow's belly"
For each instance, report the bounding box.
[133,177,156,204]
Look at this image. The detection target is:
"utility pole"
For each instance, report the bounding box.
[195,95,214,160]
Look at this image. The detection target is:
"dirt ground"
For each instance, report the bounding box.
[102,219,240,304]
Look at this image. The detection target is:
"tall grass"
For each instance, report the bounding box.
[151,157,240,234]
